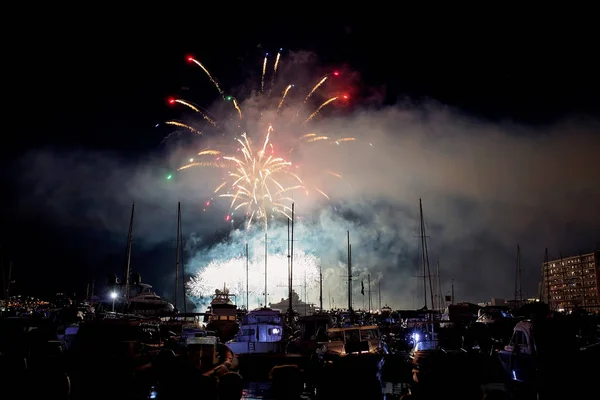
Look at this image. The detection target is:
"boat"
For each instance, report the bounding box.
[160,312,211,346]
[127,282,174,315]
[319,325,382,359]
[107,204,174,317]
[107,277,174,316]
[206,286,240,342]
[226,307,286,354]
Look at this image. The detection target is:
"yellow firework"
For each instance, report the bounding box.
[166,51,355,229]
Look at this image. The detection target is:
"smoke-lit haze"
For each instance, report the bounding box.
[17,51,600,310]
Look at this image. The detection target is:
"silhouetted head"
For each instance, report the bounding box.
[269,364,304,399]
[218,372,244,400]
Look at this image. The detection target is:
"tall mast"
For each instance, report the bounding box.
[290,203,295,314]
[179,202,187,313]
[246,243,249,310]
[451,279,455,305]
[436,260,442,311]
[347,231,352,312]
[264,233,268,307]
[515,244,523,303]
[368,273,372,311]
[319,264,323,311]
[123,203,135,300]
[419,199,435,310]
[90,280,95,306]
[175,202,181,311]
[5,261,12,300]
[287,217,292,321]
[378,280,382,310]
[304,267,308,316]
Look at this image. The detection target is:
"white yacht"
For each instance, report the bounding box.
[107,281,174,316]
[227,308,285,354]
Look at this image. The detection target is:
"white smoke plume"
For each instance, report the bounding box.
[17,51,600,310]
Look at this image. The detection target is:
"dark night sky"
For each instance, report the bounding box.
[2,10,599,303]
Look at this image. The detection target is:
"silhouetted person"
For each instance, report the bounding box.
[269,364,304,400]
[218,372,244,400]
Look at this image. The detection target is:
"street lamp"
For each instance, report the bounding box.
[110,291,117,312]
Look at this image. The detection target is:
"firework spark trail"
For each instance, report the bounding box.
[165,121,202,135]
[174,99,199,112]
[304,76,328,103]
[173,99,217,126]
[273,50,282,74]
[270,49,282,89]
[178,161,222,170]
[188,57,225,97]
[278,84,294,110]
[303,97,339,125]
[232,98,242,119]
[261,54,268,92]
[198,149,221,156]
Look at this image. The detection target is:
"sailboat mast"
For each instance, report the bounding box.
[264,233,268,307]
[368,273,371,311]
[419,199,427,309]
[419,199,434,310]
[175,202,181,311]
[290,203,294,312]
[347,231,352,312]
[319,264,323,311]
[436,260,442,311]
[179,202,187,313]
[378,280,382,310]
[287,210,293,321]
[515,244,523,303]
[304,268,307,316]
[246,243,249,310]
[123,203,135,300]
[5,261,12,300]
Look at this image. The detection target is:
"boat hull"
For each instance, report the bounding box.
[228,341,286,355]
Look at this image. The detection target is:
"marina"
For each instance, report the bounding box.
[2,200,600,399]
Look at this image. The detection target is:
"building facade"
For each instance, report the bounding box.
[543,251,600,312]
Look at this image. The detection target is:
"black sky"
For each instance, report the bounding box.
[2,10,599,300]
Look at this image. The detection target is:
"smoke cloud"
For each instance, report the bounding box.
[17,51,600,310]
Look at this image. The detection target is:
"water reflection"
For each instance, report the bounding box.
[242,382,271,399]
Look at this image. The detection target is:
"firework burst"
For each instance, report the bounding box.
[165,49,355,229]
[187,250,320,307]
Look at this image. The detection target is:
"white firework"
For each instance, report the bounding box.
[187,251,320,308]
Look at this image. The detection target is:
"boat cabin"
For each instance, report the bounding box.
[324,325,380,356]
[227,308,285,354]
